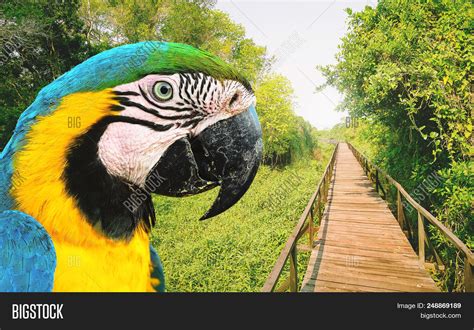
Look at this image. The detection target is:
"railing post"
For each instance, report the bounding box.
[418,212,425,265]
[308,208,314,249]
[397,190,405,230]
[317,193,322,224]
[325,172,329,202]
[465,258,474,292]
[375,169,379,193]
[326,167,330,196]
[321,176,326,203]
[289,246,298,292]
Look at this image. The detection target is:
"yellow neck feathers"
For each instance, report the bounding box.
[10,90,155,292]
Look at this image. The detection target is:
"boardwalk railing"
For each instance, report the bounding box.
[348,143,474,292]
[262,143,339,292]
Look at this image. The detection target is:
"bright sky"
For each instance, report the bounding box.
[216,0,377,129]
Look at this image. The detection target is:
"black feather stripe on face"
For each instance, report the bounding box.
[63,115,167,240]
[114,97,202,121]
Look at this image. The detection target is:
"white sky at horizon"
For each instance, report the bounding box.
[216,0,377,130]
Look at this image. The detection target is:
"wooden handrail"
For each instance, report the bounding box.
[261,143,339,292]
[347,142,474,291]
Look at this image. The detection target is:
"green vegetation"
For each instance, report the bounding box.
[151,146,333,292]
[256,74,318,167]
[0,0,93,148]
[319,0,473,291]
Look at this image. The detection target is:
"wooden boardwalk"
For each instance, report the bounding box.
[301,143,439,292]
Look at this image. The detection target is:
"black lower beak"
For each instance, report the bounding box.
[146,107,263,220]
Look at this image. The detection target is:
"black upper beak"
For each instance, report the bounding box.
[146,106,263,220]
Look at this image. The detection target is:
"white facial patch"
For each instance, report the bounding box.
[97,122,186,187]
[98,73,255,187]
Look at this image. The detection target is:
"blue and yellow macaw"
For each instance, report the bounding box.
[0,42,262,292]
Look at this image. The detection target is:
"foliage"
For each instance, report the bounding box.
[320,0,473,291]
[322,0,472,163]
[151,150,332,292]
[431,162,473,249]
[0,0,94,148]
[79,0,268,83]
[255,74,318,166]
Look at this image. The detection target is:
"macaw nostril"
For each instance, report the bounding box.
[229,92,240,108]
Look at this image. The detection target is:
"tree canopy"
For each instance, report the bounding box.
[0,0,92,148]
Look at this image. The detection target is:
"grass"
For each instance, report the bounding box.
[150,144,334,292]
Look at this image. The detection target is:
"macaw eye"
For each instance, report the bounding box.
[153,81,173,101]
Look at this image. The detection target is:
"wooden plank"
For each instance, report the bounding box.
[303,279,399,292]
[325,207,393,214]
[310,261,437,282]
[323,220,400,227]
[309,255,431,276]
[310,270,437,290]
[328,198,387,204]
[324,213,399,222]
[313,247,422,264]
[312,271,438,292]
[316,239,415,254]
[318,234,413,248]
[322,219,401,227]
[317,226,408,239]
[320,220,402,230]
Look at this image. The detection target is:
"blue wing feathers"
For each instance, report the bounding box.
[149,245,165,292]
[0,210,56,292]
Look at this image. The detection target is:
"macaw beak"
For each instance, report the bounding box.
[146,106,263,220]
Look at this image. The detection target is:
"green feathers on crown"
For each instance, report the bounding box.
[143,42,251,90]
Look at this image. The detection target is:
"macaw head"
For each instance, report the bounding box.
[7,42,262,240]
